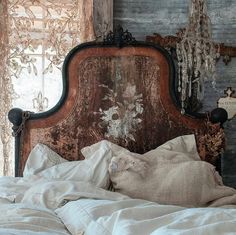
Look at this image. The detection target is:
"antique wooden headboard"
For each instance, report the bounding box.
[9,28,221,177]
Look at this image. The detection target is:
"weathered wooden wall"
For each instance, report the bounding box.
[114,0,236,188]
[93,0,113,40]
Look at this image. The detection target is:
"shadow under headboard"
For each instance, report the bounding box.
[9,28,209,176]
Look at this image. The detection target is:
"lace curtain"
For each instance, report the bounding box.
[0,0,112,176]
[0,0,13,176]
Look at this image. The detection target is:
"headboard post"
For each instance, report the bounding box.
[8,108,26,176]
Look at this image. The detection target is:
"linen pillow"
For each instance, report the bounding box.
[108,134,200,177]
[36,143,113,189]
[81,139,130,159]
[23,143,67,177]
[144,134,201,162]
[82,135,200,162]
[108,134,236,207]
[109,160,236,207]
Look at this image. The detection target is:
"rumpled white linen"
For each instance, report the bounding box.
[0,176,40,203]
[0,175,71,234]
[0,176,128,235]
[0,202,71,235]
[36,142,113,189]
[1,175,235,235]
[0,135,236,235]
[21,180,129,209]
[56,198,236,235]
[23,143,67,177]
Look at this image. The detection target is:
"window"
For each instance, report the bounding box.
[9,1,82,112]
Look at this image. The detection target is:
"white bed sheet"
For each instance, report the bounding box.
[0,176,70,235]
[0,202,70,235]
[0,173,236,235]
[56,198,236,235]
[0,136,236,235]
[0,175,128,235]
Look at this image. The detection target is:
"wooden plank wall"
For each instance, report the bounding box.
[113,0,236,188]
[94,0,113,40]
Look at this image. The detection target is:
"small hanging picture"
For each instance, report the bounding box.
[218,87,236,119]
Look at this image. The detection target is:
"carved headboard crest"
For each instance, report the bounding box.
[103,25,136,47]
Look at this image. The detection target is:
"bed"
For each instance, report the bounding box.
[4,27,236,235]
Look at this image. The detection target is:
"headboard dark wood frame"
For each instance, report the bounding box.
[9,28,212,177]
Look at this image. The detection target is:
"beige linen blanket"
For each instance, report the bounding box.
[108,135,236,207]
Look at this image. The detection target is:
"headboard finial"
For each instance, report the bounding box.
[103,25,136,47]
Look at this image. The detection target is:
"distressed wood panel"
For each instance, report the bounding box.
[93,0,113,40]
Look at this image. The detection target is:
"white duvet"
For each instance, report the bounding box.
[56,198,236,235]
[0,202,69,235]
[0,137,236,235]
[0,176,69,235]
[0,175,236,235]
[0,176,128,235]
